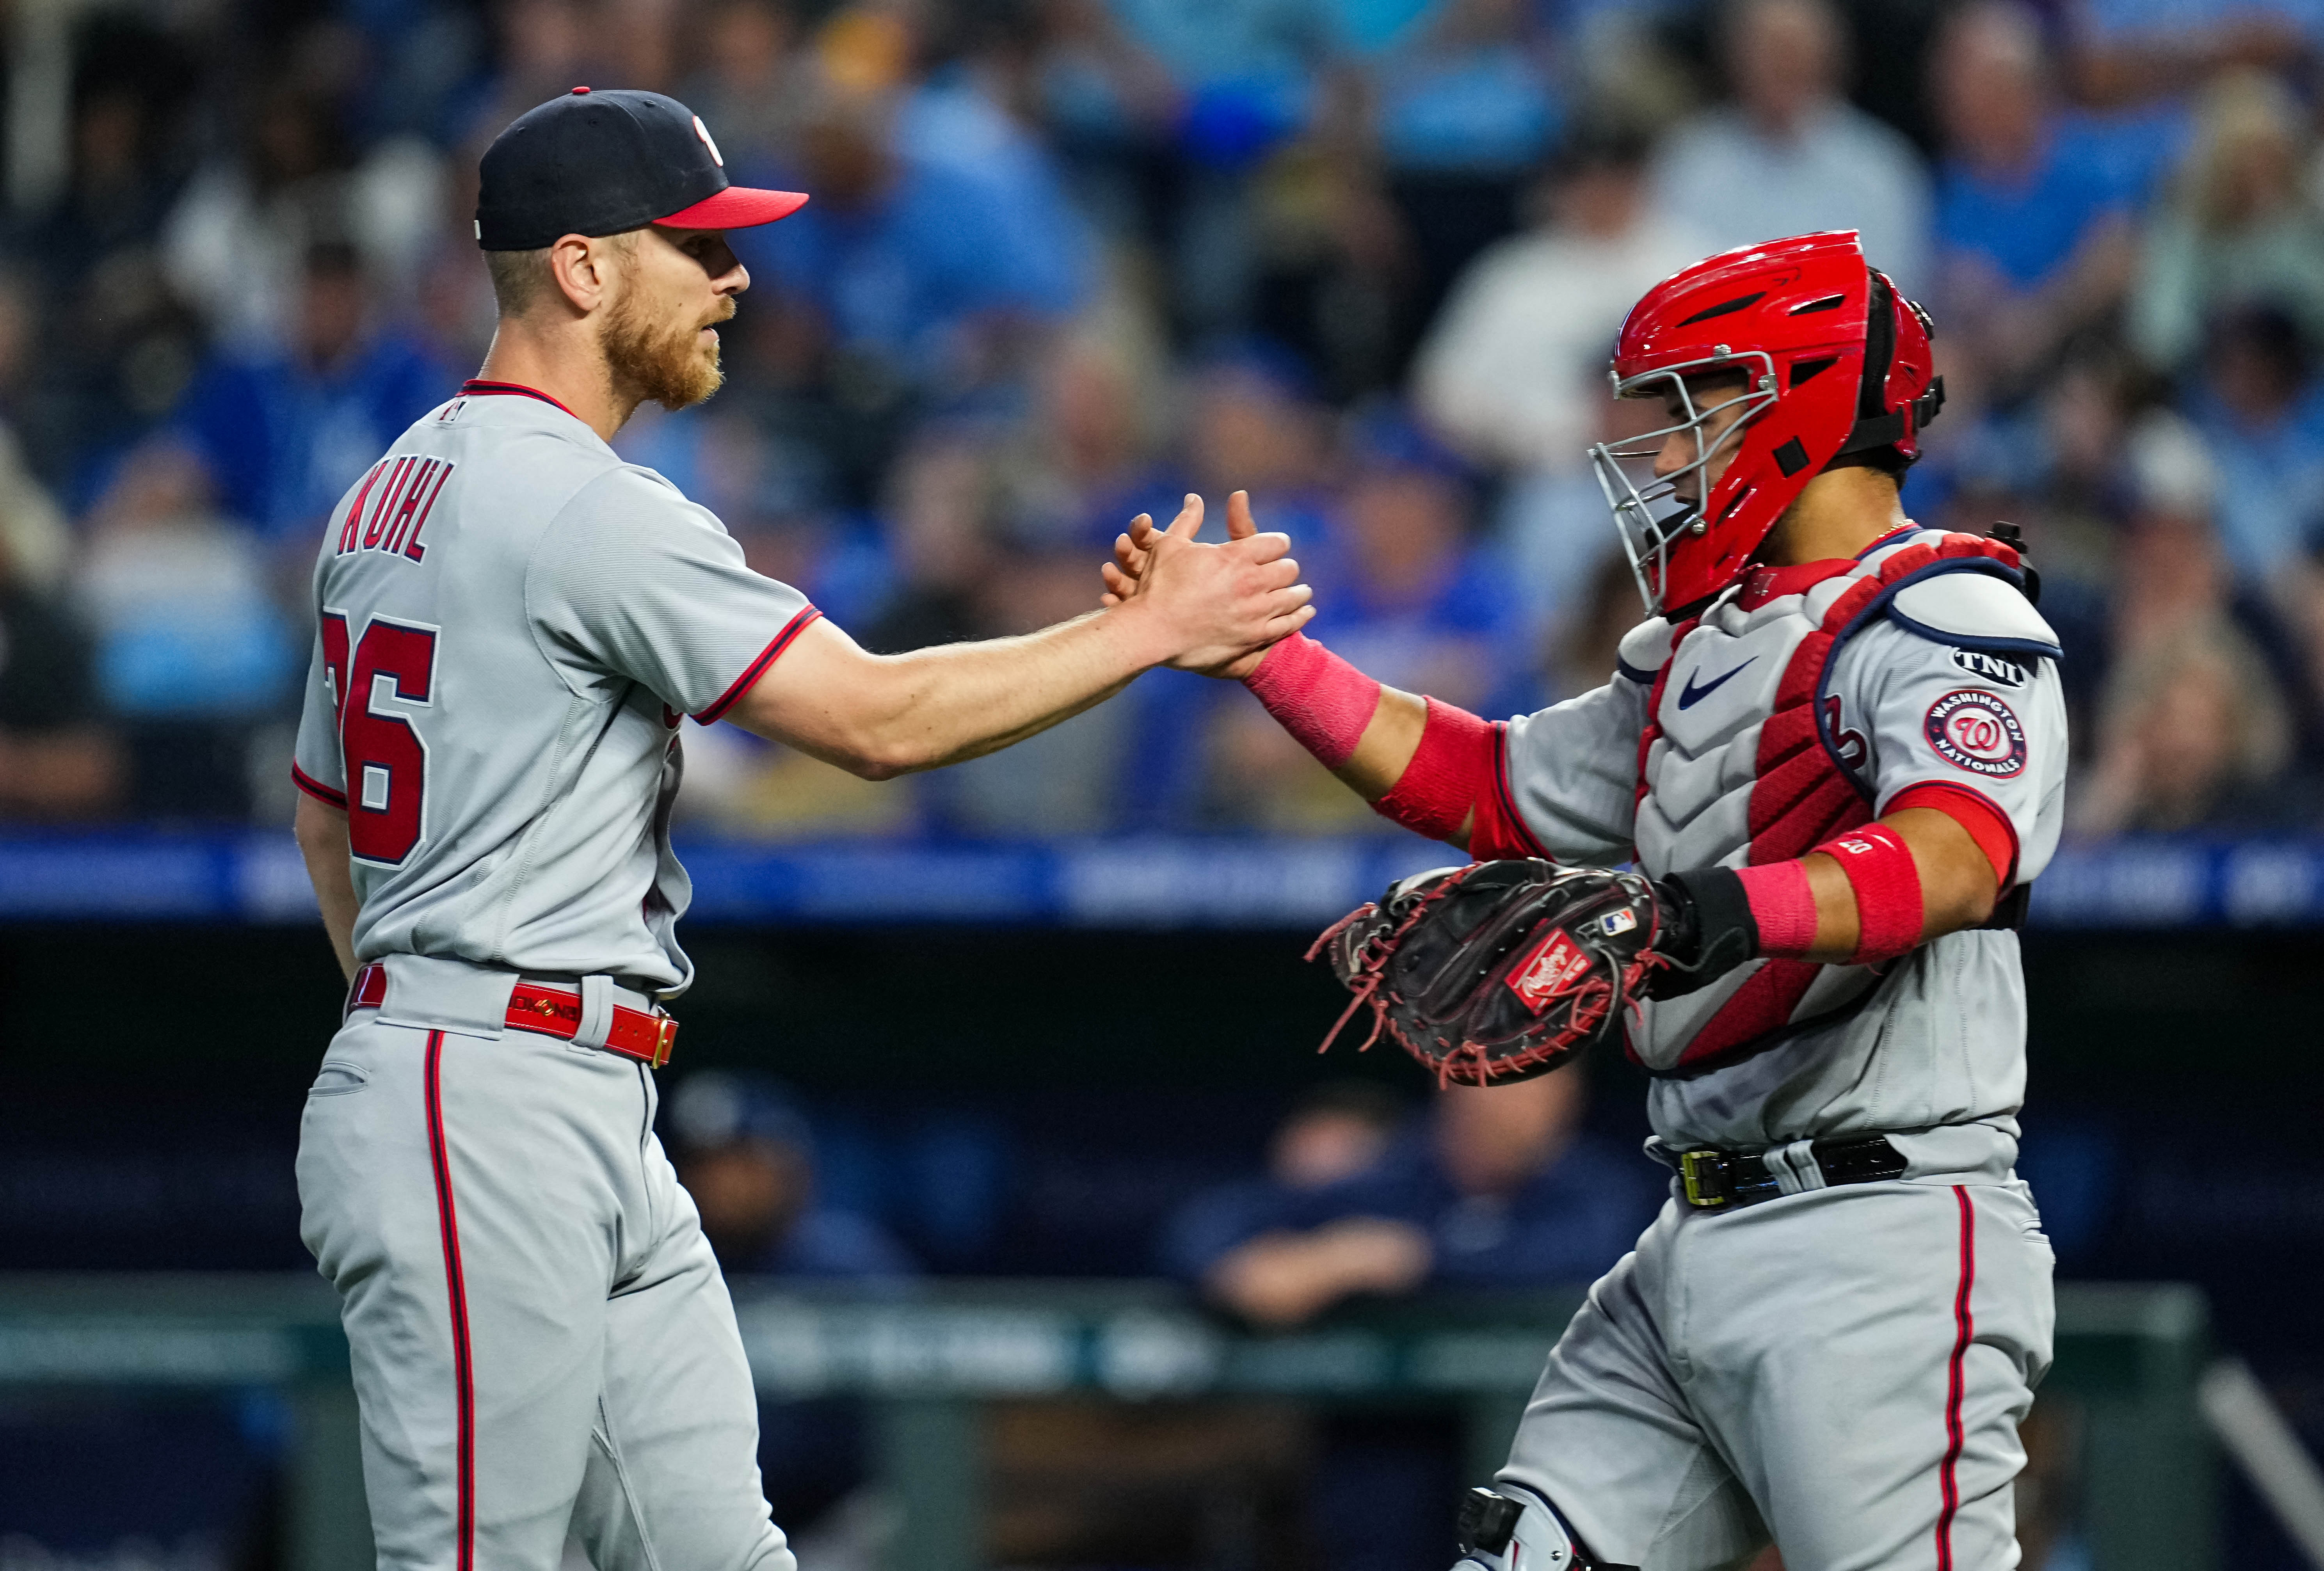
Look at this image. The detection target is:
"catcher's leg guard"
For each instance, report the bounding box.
[1452,1486,1604,1571]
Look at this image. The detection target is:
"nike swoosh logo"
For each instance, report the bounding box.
[1677,656,1757,709]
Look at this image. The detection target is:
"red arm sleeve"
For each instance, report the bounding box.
[1372,698,1545,858]
[1887,781,2017,887]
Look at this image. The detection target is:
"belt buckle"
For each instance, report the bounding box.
[650,1014,677,1068]
[1679,1149,1727,1208]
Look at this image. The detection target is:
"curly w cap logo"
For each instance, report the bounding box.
[1508,929,1592,1015]
[1924,689,2027,777]
[693,115,724,167]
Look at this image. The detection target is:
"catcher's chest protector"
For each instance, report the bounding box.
[1628,530,2033,1075]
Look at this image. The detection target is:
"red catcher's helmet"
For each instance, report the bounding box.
[1590,231,1943,616]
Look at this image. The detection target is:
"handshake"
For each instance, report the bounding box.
[1096,489,1310,679]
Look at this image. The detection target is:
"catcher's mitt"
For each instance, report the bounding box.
[1307,860,1670,1086]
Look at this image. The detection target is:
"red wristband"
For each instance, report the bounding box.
[1735,859,1818,959]
[1813,823,1924,965]
[1243,633,1382,770]
[1374,697,1495,844]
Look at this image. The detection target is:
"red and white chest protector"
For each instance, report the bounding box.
[1622,533,2040,1073]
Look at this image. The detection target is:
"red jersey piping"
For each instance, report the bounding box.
[694,606,823,725]
[1479,721,1551,860]
[457,379,582,419]
[291,764,348,809]
[423,1031,477,1571]
[1935,1184,1977,1571]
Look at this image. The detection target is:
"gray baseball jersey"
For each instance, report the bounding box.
[292,379,818,997]
[292,380,817,1571]
[1491,527,2067,1161]
[1463,527,2067,1571]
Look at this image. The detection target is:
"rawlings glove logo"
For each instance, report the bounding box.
[1509,930,1593,1013]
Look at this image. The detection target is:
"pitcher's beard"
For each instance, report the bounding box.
[605,292,727,411]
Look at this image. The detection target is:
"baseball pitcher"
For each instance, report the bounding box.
[289,88,1310,1569]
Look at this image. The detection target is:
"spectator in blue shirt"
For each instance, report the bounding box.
[1115,341,1348,826]
[1928,1,2138,395]
[2185,303,2324,587]
[895,55,1100,319]
[1175,1071,1657,1326]
[2129,67,2324,375]
[1157,1081,1410,1284]
[172,241,448,546]
[738,86,1093,396]
[1652,0,1930,292]
[1324,407,1530,714]
[1361,0,1562,334]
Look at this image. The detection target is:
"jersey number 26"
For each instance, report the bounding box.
[320,612,437,865]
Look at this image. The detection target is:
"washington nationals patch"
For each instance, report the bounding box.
[1924,688,2027,778]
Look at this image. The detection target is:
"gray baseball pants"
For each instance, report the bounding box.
[1498,1170,2054,1571]
[295,956,794,1570]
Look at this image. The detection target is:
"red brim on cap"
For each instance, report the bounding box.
[655,185,809,231]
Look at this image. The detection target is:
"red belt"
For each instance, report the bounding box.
[347,963,678,1067]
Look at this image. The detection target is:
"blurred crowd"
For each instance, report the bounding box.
[5,0,2324,838]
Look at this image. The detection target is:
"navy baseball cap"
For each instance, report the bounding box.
[476,87,808,251]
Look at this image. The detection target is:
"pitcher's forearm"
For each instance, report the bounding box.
[917,676,1138,768]
[742,513,1308,773]
[848,610,1165,774]
[736,607,1172,778]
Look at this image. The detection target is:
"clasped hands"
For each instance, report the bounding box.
[1101,490,1308,676]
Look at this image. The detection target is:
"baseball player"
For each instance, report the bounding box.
[288,88,1310,1570]
[1112,231,2063,1570]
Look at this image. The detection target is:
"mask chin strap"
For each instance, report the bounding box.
[1833,375,1945,457]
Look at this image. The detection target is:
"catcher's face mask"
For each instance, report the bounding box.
[1589,361,1776,617]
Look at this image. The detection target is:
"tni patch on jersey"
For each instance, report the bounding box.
[1924,689,2027,777]
[1950,647,2029,687]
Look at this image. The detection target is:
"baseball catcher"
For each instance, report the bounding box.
[1110,231,2063,1571]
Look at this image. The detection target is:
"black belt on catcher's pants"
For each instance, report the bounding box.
[345,962,679,1067]
[1676,1134,1908,1211]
